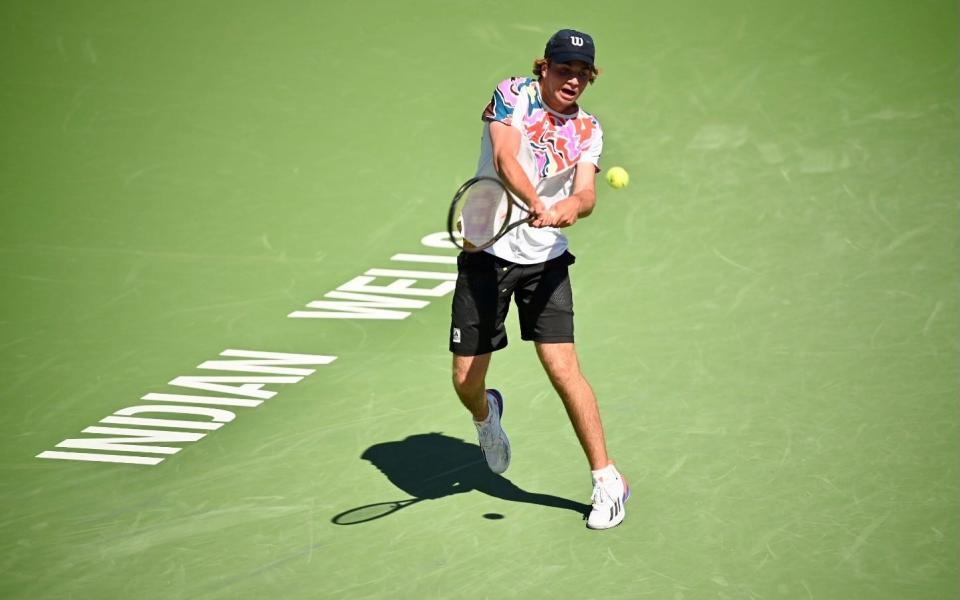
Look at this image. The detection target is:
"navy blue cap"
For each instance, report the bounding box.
[544,29,595,66]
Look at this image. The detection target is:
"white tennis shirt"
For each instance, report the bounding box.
[474,77,604,264]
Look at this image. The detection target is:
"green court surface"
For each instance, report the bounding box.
[1,1,957,598]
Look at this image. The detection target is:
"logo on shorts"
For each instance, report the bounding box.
[452,328,461,343]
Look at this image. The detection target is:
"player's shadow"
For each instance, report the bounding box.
[331,432,589,524]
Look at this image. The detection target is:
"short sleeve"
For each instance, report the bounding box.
[577,116,604,170]
[481,78,526,125]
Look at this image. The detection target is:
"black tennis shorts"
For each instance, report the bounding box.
[449,250,576,356]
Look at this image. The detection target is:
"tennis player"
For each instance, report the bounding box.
[449,29,629,530]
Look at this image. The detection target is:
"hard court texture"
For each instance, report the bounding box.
[0,1,957,598]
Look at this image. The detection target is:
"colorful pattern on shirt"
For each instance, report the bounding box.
[482,77,603,181]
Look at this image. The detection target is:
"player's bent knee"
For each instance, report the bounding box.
[452,370,481,394]
[452,355,489,396]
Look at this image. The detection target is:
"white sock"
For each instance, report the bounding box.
[591,463,619,482]
[474,395,493,425]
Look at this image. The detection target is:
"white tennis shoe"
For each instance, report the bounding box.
[474,389,510,474]
[587,466,629,530]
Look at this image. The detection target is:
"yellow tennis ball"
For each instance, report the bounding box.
[606,166,629,189]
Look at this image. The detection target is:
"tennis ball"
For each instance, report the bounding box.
[606,166,629,189]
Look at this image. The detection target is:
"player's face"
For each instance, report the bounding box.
[540,60,592,114]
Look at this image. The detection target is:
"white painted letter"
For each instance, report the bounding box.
[289,291,428,320]
[99,405,236,430]
[391,253,457,265]
[338,275,454,297]
[141,393,263,408]
[421,231,458,249]
[167,376,303,399]
[36,451,163,465]
[55,427,206,455]
[198,349,336,375]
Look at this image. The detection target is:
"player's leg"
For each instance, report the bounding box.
[452,353,509,473]
[534,341,629,529]
[452,353,492,421]
[516,252,629,528]
[449,251,509,421]
[514,253,609,466]
[533,341,609,469]
[450,252,514,473]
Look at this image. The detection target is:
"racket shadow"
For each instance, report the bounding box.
[331,432,590,525]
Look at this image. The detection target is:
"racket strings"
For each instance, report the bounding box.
[458,182,509,248]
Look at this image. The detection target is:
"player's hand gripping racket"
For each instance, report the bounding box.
[447,176,533,253]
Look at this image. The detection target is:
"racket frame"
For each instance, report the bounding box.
[447,176,532,253]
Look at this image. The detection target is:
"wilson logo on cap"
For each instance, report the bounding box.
[544,29,596,67]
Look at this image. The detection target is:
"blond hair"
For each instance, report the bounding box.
[532,58,600,84]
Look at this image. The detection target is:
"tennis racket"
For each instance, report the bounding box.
[447,177,533,253]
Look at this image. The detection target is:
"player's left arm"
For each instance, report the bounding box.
[538,163,597,228]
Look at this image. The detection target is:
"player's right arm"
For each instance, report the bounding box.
[488,121,546,220]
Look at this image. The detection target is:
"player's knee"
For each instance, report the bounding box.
[452,366,483,396]
[538,344,579,373]
[452,353,491,399]
[542,356,587,391]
